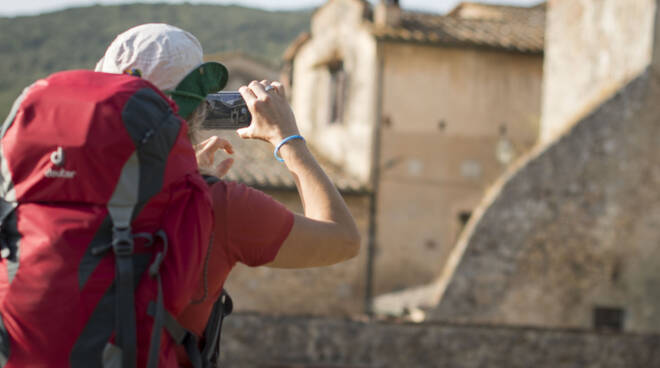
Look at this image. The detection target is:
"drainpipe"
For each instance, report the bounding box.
[365,42,385,316]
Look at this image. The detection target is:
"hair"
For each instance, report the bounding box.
[186,100,208,146]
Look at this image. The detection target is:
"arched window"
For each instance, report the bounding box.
[328,60,347,124]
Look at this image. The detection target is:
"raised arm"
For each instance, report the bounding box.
[237,81,360,269]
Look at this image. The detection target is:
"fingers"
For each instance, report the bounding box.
[194,136,236,179]
[236,126,252,139]
[214,158,234,178]
[195,138,213,167]
[197,136,234,155]
[246,80,286,99]
[215,137,234,154]
[239,85,256,104]
[260,80,285,98]
[238,81,273,140]
[248,80,270,100]
[270,81,285,97]
[195,136,234,168]
[237,79,295,144]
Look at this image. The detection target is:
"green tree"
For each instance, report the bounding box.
[0,3,311,117]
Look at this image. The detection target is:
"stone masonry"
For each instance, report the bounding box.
[432,0,660,333]
[220,313,660,368]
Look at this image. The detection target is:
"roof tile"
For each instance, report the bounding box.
[372,2,545,53]
[198,129,369,194]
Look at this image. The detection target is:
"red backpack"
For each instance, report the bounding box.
[0,70,215,367]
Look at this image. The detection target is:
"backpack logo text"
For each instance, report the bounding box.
[46,147,76,178]
[50,146,64,166]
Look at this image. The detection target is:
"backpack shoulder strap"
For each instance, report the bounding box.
[148,290,232,368]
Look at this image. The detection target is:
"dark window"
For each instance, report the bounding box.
[593,307,624,332]
[456,211,472,240]
[328,60,347,124]
[459,212,472,226]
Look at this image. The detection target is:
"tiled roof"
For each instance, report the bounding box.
[198,129,369,194]
[371,2,545,54]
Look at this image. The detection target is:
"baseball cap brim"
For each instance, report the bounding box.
[166,61,229,119]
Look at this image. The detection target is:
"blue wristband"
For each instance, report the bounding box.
[274,135,305,162]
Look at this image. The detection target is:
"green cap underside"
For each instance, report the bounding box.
[166,61,229,119]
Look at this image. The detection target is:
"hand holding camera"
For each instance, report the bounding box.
[236,81,300,147]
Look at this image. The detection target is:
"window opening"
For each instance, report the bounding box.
[593,307,624,332]
[328,60,346,124]
[456,211,472,240]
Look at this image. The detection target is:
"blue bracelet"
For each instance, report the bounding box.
[274,135,305,162]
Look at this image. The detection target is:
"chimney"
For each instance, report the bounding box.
[375,0,401,27]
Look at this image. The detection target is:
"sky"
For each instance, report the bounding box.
[0,0,543,17]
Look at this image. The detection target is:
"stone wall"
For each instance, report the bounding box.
[291,0,378,183]
[539,0,655,142]
[431,0,660,334]
[374,43,542,296]
[220,313,660,368]
[433,70,660,333]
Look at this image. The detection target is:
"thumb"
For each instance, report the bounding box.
[236,126,252,139]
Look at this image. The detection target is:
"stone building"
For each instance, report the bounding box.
[284,0,545,309]
[203,0,547,317]
[216,0,660,365]
[429,0,660,334]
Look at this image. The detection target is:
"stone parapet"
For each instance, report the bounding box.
[221,313,660,367]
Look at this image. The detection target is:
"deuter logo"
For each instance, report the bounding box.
[50,146,64,166]
[45,147,76,179]
[45,168,76,179]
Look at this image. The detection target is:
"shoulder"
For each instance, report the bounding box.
[209,180,279,209]
[208,180,294,267]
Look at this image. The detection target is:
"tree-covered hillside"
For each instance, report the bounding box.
[0,3,312,116]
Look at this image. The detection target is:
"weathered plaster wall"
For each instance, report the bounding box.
[291,0,378,183]
[540,0,655,142]
[380,44,542,141]
[373,43,543,296]
[432,0,660,334]
[434,70,660,333]
[221,314,660,368]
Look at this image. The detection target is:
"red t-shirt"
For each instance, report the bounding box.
[176,180,294,338]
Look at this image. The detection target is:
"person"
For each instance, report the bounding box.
[95,23,361,365]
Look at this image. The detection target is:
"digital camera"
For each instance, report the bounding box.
[202,92,251,130]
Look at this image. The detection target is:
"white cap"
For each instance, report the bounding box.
[95,23,203,91]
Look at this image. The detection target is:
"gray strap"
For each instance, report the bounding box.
[70,254,152,367]
[146,274,164,368]
[0,85,32,202]
[0,199,15,226]
[1,209,20,284]
[112,227,137,368]
[102,343,122,368]
[147,304,186,344]
[145,230,172,368]
[184,334,203,368]
[0,313,10,365]
[1,85,32,139]
[147,304,203,368]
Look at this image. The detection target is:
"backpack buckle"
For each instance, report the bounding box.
[112,227,134,257]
